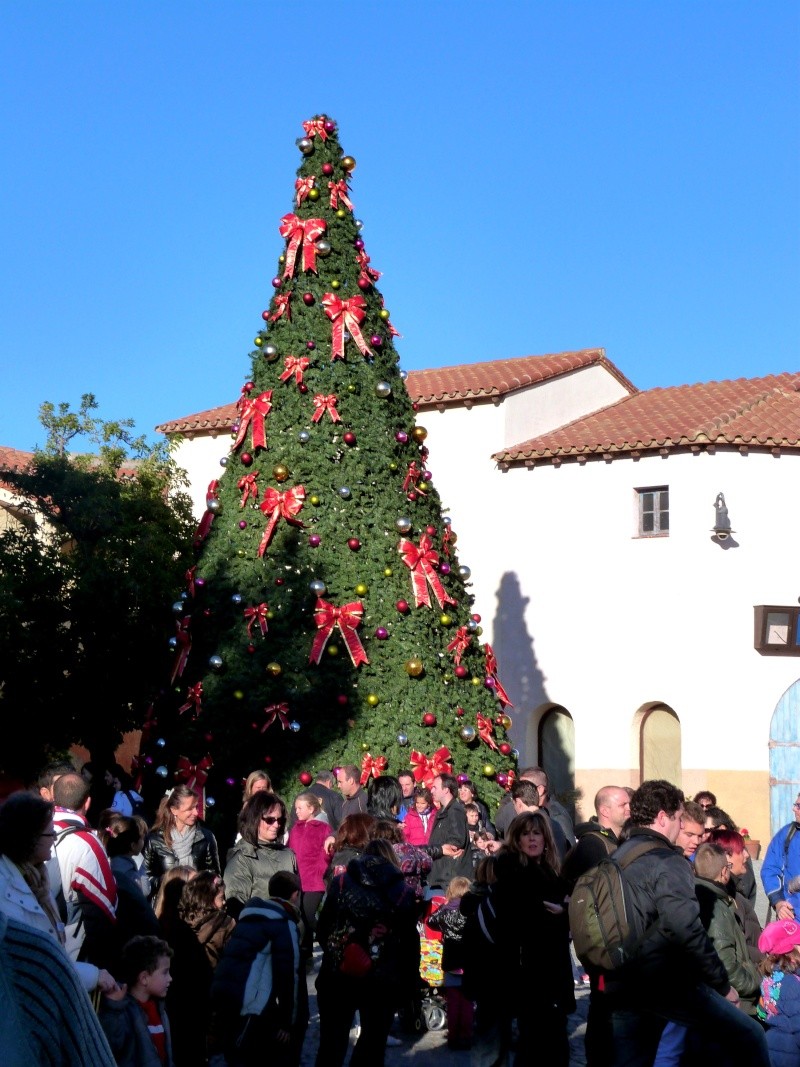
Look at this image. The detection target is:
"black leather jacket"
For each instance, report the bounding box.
[143,823,221,893]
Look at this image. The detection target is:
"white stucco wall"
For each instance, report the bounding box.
[171,434,231,518]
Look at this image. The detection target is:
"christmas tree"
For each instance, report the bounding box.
[142,116,516,835]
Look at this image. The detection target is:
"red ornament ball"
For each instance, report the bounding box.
[455,706,465,718]
[357,276,371,291]
[247,644,256,654]
[302,292,315,306]
[499,742,512,756]
[264,756,272,764]
[495,715,505,726]
[426,525,437,536]
[347,538,361,551]
[422,712,437,727]
[322,162,334,176]
[261,310,269,321]
[337,694,348,706]
[454,665,469,679]
[343,431,356,446]
[244,381,254,392]
[275,578,285,586]
[241,452,253,467]
[204,733,214,743]
[396,599,410,613]
[299,771,313,786]
[472,613,482,623]
[299,383,308,394]
[407,492,417,502]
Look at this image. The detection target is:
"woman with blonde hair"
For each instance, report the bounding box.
[142,785,220,896]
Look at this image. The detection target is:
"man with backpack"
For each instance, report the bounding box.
[761,792,800,921]
[592,779,769,1066]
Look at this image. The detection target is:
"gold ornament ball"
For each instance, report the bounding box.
[440,613,453,626]
[278,254,286,264]
[383,567,393,577]
[482,763,496,778]
[266,662,282,677]
[308,188,320,201]
[367,694,379,706]
[336,208,347,219]
[254,337,263,347]
[347,384,357,393]
[379,308,390,321]
[361,742,369,751]
[411,426,428,443]
[266,610,275,620]
[471,676,482,686]
[475,625,483,636]
[310,495,320,506]
[237,549,246,557]
[355,583,368,596]
[273,464,289,482]
[406,658,424,677]
[342,155,356,172]
[233,690,244,700]
[327,644,339,657]
[331,279,341,290]
[501,714,513,730]
[389,461,397,471]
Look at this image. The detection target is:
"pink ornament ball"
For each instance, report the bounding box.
[195,577,206,588]
[426,525,437,536]
[407,492,417,502]
[370,334,383,348]
[396,431,408,444]
[271,277,281,288]
[238,520,247,530]
[375,627,389,640]
[471,613,481,623]
[322,162,334,176]
[454,665,469,679]
[396,599,410,613]
[354,238,365,251]
[439,561,451,575]
[306,340,316,351]
[308,534,321,547]
[357,276,371,291]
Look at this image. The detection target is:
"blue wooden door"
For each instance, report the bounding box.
[770,679,800,837]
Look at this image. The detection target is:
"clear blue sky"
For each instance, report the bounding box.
[1,2,798,452]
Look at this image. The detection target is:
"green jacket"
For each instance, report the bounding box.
[695,877,760,1013]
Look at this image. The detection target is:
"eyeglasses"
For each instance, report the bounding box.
[261,815,285,825]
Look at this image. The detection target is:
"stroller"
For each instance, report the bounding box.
[397,893,448,1035]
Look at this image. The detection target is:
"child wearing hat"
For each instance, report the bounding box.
[757,919,800,1067]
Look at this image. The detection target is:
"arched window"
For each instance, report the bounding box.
[635,703,681,786]
[536,705,575,813]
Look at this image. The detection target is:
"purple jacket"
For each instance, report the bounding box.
[287,819,330,892]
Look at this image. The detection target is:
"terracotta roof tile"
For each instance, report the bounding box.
[495,373,800,464]
[0,447,34,473]
[155,349,635,434]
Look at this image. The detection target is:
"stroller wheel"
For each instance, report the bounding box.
[421,1000,447,1031]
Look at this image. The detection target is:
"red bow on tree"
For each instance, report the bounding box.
[175,755,212,792]
[302,118,328,141]
[360,753,388,786]
[410,747,453,788]
[231,391,273,453]
[192,480,219,548]
[356,250,381,282]
[244,602,269,639]
[484,644,514,708]
[170,617,192,685]
[399,534,458,610]
[309,598,369,667]
[328,179,353,211]
[311,393,341,423]
[447,626,472,666]
[442,526,453,557]
[130,755,144,792]
[476,713,499,751]
[185,565,196,597]
[178,682,203,717]
[402,461,422,492]
[278,214,326,278]
[295,176,316,206]
[322,293,373,360]
[268,291,292,323]
[280,355,310,387]
[502,769,516,793]
[238,472,259,508]
[258,486,306,557]
[261,702,290,732]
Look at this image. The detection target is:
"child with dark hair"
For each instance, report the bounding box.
[100,935,174,1067]
[209,870,306,1066]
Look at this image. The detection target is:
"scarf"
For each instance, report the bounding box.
[19,861,65,945]
[171,825,195,867]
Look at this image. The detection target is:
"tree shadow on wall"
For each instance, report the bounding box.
[492,571,549,756]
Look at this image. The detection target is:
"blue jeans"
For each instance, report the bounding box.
[609,982,769,1067]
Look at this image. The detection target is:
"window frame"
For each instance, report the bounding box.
[635,485,669,538]
[754,605,800,656]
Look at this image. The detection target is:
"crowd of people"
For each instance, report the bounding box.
[2,757,800,1066]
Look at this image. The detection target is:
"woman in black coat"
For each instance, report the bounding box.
[492,811,575,1067]
[142,786,220,897]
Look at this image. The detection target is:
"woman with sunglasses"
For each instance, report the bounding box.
[223,792,298,920]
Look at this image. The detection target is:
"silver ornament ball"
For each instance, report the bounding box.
[315,239,332,257]
[168,636,178,649]
[231,593,243,605]
[396,732,409,746]
[208,498,222,513]
[209,654,224,670]
[338,487,352,499]
[264,344,278,361]
[460,725,477,743]
[298,431,310,444]
[172,601,185,615]
[442,516,452,527]
[309,579,327,595]
[375,381,392,398]
[466,618,479,633]
[458,566,472,580]
[297,137,314,155]
[156,738,166,748]
[219,456,229,467]
[399,369,408,381]
[206,796,215,807]
[395,516,412,533]
[156,765,168,778]
[355,218,364,230]
[289,721,301,733]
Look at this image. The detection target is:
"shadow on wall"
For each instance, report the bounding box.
[491,570,550,761]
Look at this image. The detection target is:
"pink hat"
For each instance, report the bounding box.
[759,919,800,956]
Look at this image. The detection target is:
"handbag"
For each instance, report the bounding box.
[339,940,373,978]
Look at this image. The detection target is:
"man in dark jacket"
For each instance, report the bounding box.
[336,765,369,820]
[308,771,343,830]
[607,779,769,1067]
[494,766,575,847]
[424,774,473,891]
[562,785,630,890]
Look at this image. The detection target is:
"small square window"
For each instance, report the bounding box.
[636,486,669,537]
[755,606,800,656]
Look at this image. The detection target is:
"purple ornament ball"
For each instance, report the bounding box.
[375,627,389,640]
[306,340,316,351]
[271,277,282,288]
[423,470,433,481]
[439,561,451,575]
[354,238,365,251]
[370,334,383,348]
[195,577,206,588]
[309,534,321,547]
[238,520,247,530]
[395,430,408,444]
[457,773,470,784]
[485,677,497,689]
[225,777,236,787]
[323,119,336,134]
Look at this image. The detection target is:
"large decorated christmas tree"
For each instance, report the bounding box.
[141,116,517,834]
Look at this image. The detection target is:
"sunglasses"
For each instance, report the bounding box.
[261,815,285,825]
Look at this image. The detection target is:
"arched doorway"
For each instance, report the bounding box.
[769,679,800,837]
[536,705,575,814]
[634,703,681,786]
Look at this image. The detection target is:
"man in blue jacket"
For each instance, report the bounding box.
[762,795,800,921]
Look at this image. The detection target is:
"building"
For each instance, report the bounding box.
[157,351,800,842]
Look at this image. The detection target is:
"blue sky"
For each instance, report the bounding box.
[1,2,798,452]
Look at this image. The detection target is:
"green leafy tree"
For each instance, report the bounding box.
[0,399,195,780]
[146,115,516,833]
